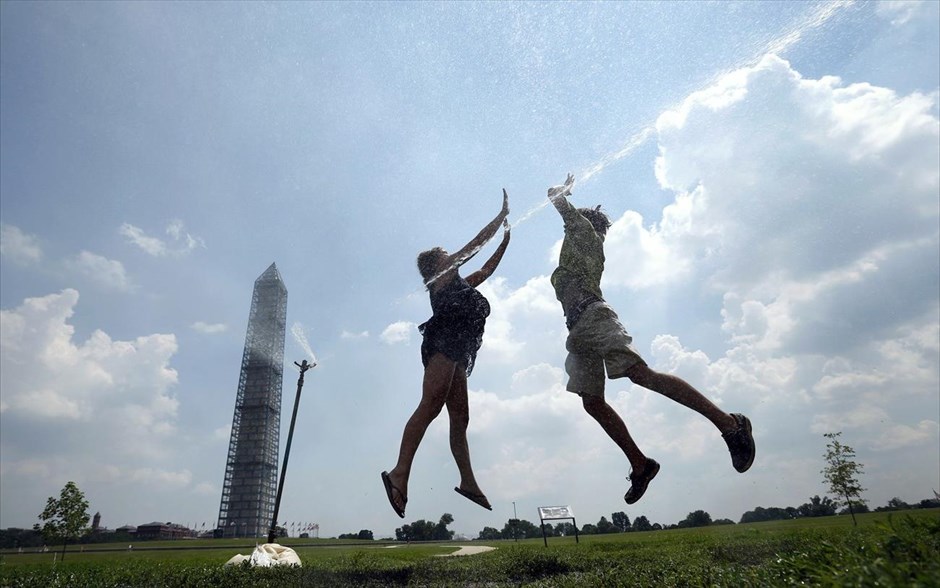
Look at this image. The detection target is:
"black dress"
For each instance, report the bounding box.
[419,276,491,376]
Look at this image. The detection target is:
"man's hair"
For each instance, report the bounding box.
[578,206,611,235]
[417,247,446,281]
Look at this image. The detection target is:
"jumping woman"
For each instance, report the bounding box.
[382,190,511,518]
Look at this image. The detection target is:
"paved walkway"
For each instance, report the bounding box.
[437,545,496,557]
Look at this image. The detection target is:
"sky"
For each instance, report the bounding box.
[1,1,938,540]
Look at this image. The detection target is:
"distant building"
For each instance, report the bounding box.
[135,522,192,540]
[92,512,101,531]
[217,263,288,539]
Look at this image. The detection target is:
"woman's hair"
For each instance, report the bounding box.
[417,247,446,281]
[578,206,612,235]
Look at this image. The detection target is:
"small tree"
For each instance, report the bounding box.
[38,481,90,560]
[611,511,631,532]
[821,432,867,526]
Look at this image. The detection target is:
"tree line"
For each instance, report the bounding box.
[6,433,936,551]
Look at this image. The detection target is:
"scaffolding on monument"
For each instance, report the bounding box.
[217,263,287,538]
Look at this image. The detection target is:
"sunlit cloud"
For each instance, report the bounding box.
[0,223,42,266]
[66,251,133,292]
[191,321,227,334]
[380,321,415,344]
[120,220,205,257]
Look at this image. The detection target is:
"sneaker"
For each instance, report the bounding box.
[723,413,755,473]
[624,458,660,505]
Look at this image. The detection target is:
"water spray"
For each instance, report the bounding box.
[267,357,315,544]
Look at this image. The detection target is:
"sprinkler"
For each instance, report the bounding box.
[267,358,315,544]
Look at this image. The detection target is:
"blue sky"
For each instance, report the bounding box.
[2,1,938,539]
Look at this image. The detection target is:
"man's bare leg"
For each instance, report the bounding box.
[581,395,647,471]
[624,364,736,433]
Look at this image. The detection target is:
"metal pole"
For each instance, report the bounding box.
[267,359,314,544]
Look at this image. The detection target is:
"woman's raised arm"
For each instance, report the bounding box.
[465,219,511,287]
[445,189,509,270]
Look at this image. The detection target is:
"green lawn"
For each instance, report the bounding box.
[1,509,937,587]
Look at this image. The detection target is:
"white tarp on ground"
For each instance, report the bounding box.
[225,543,301,567]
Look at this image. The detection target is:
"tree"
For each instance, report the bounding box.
[38,481,90,560]
[611,511,631,532]
[739,506,795,523]
[821,432,867,526]
[797,495,837,517]
[432,514,455,541]
[580,523,597,535]
[554,522,577,536]
[338,529,374,540]
[501,519,540,540]
[478,526,501,540]
[632,516,652,532]
[595,516,617,534]
[678,510,712,528]
[396,514,454,542]
[883,497,910,511]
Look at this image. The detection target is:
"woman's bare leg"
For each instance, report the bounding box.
[386,354,456,512]
[445,368,486,497]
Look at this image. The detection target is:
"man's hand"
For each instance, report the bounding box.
[502,218,511,237]
[547,173,575,201]
[501,188,510,218]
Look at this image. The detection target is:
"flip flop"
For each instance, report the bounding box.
[381,471,406,518]
[454,486,492,511]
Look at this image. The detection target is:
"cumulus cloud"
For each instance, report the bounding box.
[0,290,212,524]
[120,220,205,257]
[65,251,133,292]
[191,321,227,334]
[466,54,939,520]
[0,223,42,265]
[380,321,415,344]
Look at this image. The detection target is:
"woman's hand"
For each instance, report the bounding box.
[502,218,511,239]
[501,188,510,218]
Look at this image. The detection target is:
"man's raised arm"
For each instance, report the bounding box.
[547,173,576,217]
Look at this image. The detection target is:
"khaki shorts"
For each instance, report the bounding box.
[564,302,645,398]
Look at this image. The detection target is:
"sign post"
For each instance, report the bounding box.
[537,505,578,547]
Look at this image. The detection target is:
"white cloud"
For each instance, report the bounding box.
[191,321,227,334]
[120,220,205,257]
[193,482,217,496]
[0,290,208,522]
[463,54,939,521]
[66,250,133,292]
[380,321,415,344]
[340,329,370,340]
[0,223,42,265]
[872,420,940,451]
[876,0,925,26]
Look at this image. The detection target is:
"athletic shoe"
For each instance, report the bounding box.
[723,413,755,473]
[624,458,660,505]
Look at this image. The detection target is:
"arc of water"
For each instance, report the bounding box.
[290,322,319,366]
[508,0,856,229]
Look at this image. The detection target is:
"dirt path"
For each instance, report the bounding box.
[436,545,496,557]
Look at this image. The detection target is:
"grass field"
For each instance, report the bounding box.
[1,509,937,587]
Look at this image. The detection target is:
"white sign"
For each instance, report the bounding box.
[538,506,574,520]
